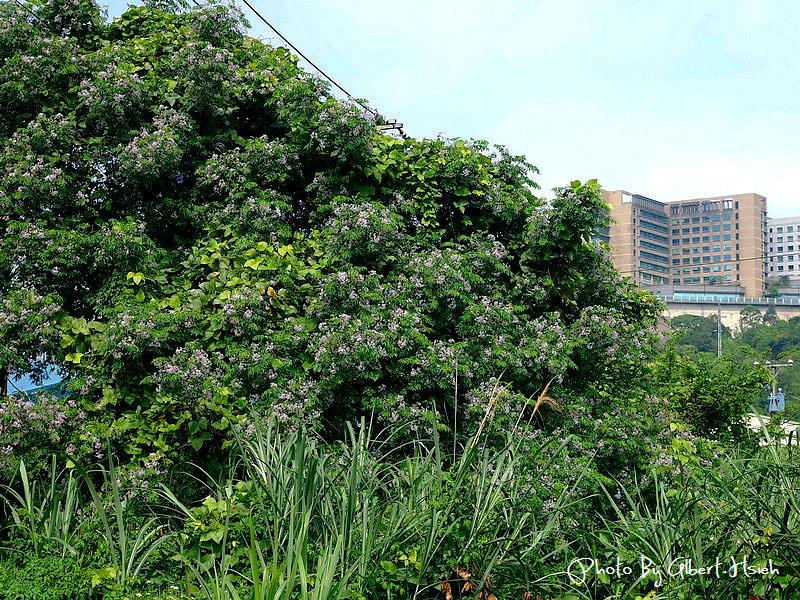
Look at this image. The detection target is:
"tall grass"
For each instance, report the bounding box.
[160,413,581,599]
[587,439,800,600]
[1,457,81,558]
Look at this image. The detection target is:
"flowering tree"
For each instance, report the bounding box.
[0,0,663,479]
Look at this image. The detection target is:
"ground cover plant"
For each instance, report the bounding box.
[1,1,797,599]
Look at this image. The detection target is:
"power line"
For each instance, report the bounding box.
[235,0,380,119]
[616,253,772,276]
[195,0,408,137]
[11,0,50,31]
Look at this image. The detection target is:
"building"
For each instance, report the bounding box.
[603,190,768,298]
[602,191,670,286]
[767,216,800,284]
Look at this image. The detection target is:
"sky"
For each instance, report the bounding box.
[105,0,800,217]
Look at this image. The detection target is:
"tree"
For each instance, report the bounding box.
[0,0,662,479]
[764,305,780,324]
[670,314,730,355]
[739,305,763,332]
[650,347,770,439]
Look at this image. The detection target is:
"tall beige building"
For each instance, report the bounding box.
[603,190,767,298]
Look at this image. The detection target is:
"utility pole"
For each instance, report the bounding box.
[717,302,722,357]
[755,359,794,412]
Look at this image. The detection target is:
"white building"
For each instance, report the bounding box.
[767,216,800,284]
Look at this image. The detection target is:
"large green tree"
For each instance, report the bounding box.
[0,0,663,479]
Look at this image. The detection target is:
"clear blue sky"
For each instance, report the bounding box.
[105,0,800,217]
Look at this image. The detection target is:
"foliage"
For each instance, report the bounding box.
[0,556,93,600]
[671,311,800,420]
[649,346,770,439]
[10,2,793,598]
[739,304,763,331]
[669,314,730,355]
[0,1,662,486]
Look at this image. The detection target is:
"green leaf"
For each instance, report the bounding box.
[91,566,117,588]
[380,560,396,575]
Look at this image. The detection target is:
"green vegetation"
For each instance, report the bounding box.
[670,308,800,420]
[1,1,798,598]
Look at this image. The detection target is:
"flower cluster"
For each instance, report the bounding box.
[321,200,405,265]
[0,393,86,477]
[117,107,191,182]
[152,346,228,404]
[169,41,241,116]
[0,112,76,218]
[0,290,62,375]
[77,62,148,134]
